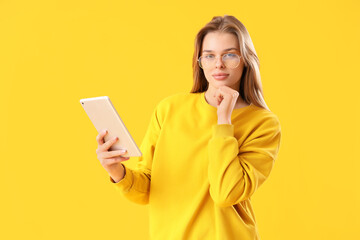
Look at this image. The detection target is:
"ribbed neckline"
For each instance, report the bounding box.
[199,91,253,113]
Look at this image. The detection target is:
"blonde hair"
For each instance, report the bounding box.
[190,15,269,111]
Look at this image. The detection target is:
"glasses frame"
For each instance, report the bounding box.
[198,53,242,69]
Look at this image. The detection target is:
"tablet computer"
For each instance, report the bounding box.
[80,96,142,158]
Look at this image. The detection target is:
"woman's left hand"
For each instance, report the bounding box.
[214,86,239,124]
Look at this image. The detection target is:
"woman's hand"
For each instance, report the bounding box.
[96,129,130,183]
[213,86,239,124]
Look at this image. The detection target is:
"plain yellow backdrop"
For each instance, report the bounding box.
[1,0,359,239]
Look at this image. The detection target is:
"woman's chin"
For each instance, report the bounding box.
[214,81,229,88]
[208,81,233,90]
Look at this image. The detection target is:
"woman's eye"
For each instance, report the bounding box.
[225,53,236,57]
[204,55,214,59]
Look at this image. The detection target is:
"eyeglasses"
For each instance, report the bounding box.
[198,53,242,69]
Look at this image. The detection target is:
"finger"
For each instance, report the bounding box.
[214,89,228,106]
[231,92,239,104]
[218,88,239,102]
[232,91,239,98]
[219,87,234,98]
[96,129,108,145]
[100,136,118,152]
[102,149,128,159]
[214,90,224,102]
[106,157,130,165]
[220,86,237,96]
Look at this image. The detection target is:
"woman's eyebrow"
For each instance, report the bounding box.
[202,48,239,52]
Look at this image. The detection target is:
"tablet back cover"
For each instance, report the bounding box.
[80,96,142,157]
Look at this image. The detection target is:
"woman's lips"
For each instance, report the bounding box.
[212,74,229,80]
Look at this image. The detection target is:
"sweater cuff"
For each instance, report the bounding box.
[212,124,234,137]
[109,163,133,192]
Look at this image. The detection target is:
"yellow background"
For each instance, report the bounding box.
[1,0,359,239]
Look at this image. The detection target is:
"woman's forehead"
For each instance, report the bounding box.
[202,32,239,52]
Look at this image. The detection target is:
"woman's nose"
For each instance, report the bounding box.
[215,56,225,68]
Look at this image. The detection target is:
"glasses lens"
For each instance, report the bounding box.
[223,54,240,69]
[198,57,204,69]
[199,54,240,69]
[199,55,213,69]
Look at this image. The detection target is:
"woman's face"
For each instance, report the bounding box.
[201,31,244,91]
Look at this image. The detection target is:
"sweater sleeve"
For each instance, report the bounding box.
[207,116,281,207]
[109,104,161,205]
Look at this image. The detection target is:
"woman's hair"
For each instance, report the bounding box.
[190,15,269,110]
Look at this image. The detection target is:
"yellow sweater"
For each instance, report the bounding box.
[110,91,281,240]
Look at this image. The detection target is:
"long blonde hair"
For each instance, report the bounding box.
[190,15,269,110]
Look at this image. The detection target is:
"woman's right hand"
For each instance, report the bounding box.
[96,129,130,182]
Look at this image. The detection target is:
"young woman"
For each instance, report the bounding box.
[96,15,281,240]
